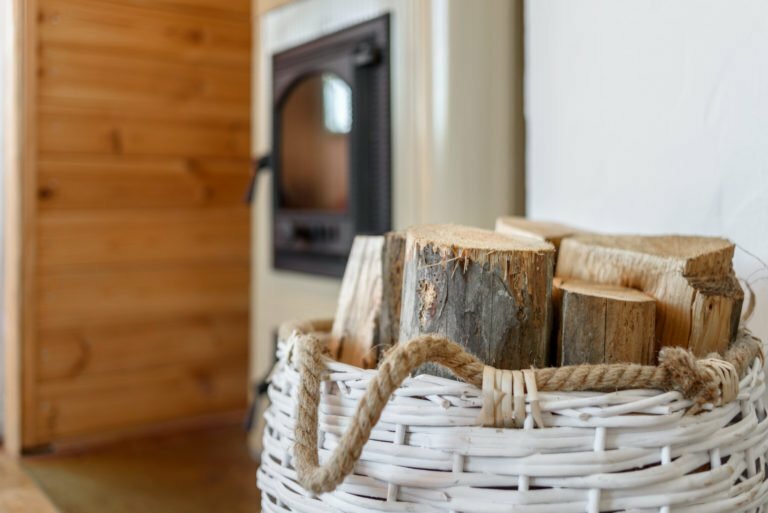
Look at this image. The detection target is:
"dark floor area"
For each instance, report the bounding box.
[23,424,261,513]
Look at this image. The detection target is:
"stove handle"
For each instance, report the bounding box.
[244,153,272,204]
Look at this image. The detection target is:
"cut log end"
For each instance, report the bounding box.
[407,223,554,255]
[495,216,582,251]
[557,280,658,304]
[556,279,656,365]
[560,234,735,275]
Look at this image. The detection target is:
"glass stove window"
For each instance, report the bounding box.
[322,74,352,134]
[279,73,351,212]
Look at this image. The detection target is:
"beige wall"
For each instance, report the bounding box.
[251,0,526,391]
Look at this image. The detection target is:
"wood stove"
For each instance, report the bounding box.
[270,15,391,277]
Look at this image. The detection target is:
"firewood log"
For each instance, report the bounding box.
[398,224,555,377]
[378,231,406,353]
[555,279,656,365]
[557,234,743,356]
[331,236,384,368]
[495,216,582,254]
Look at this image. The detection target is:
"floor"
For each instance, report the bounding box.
[0,453,58,513]
[23,424,261,513]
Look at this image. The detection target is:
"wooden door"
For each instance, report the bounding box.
[6,0,252,452]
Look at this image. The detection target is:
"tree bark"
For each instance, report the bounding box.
[378,231,406,353]
[398,224,555,377]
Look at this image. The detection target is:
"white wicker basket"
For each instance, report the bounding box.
[258,320,768,513]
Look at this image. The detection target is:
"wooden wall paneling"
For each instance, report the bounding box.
[38,208,250,268]
[8,0,252,450]
[128,0,251,18]
[38,0,251,65]
[36,358,248,440]
[38,47,251,122]
[18,0,43,452]
[38,157,250,210]
[2,0,45,456]
[38,314,249,381]
[38,108,250,158]
[37,264,250,330]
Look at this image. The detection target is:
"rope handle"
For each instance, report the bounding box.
[289,328,763,494]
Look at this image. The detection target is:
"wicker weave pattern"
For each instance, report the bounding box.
[258,331,768,513]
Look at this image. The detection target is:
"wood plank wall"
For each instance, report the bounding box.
[21,0,252,448]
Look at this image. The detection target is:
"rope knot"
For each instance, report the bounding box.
[658,346,737,413]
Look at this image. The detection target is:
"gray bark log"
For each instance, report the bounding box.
[398,225,555,377]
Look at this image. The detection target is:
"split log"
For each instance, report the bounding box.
[398,224,555,377]
[557,235,743,356]
[331,236,384,368]
[555,279,656,365]
[378,231,406,353]
[551,276,564,364]
[495,216,582,253]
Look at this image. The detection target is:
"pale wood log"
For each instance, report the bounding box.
[378,231,406,352]
[557,234,743,356]
[332,236,385,369]
[495,216,582,252]
[399,224,555,377]
[555,279,656,365]
[551,276,564,364]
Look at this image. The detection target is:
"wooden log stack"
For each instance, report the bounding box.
[556,234,743,356]
[330,219,744,374]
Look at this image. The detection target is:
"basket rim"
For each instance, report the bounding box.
[276,318,765,495]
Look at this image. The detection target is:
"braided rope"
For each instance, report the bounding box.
[291,328,763,494]
[293,334,483,494]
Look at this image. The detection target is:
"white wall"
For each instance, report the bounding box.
[526,0,768,341]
